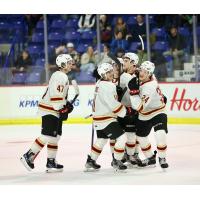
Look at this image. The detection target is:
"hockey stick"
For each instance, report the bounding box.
[84,114,95,148]
[138,35,145,67]
[107,52,122,86]
[70,80,80,104]
[91,123,94,148]
[107,52,128,102]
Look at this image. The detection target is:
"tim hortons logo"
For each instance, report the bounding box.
[170,88,200,111]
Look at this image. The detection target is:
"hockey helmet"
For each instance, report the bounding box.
[97,63,113,77]
[56,54,73,68]
[140,61,155,75]
[124,52,139,65]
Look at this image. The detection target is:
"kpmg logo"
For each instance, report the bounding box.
[19,95,39,108]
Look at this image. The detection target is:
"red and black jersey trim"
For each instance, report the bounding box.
[114,147,125,153]
[157,145,167,151]
[126,143,136,148]
[93,116,113,121]
[92,146,102,154]
[50,97,63,101]
[35,138,45,148]
[141,144,151,152]
[113,104,124,114]
[47,144,58,150]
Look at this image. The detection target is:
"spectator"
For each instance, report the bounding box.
[127,14,146,42]
[114,16,128,39]
[78,14,96,33]
[80,46,97,73]
[41,44,68,83]
[163,26,186,70]
[12,50,32,73]
[100,15,112,43]
[151,51,168,81]
[66,42,81,80]
[111,31,128,54]
[115,48,125,58]
[48,44,67,73]
[24,14,43,36]
[99,43,113,64]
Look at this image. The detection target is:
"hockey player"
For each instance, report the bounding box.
[128,61,169,169]
[110,53,141,167]
[20,54,74,173]
[85,63,131,171]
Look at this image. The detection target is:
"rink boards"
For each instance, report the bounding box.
[0,83,200,125]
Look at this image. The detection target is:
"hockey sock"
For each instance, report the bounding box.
[125,132,136,156]
[135,139,140,154]
[137,136,153,158]
[155,130,167,158]
[109,139,116,154]
[30,135,49,159]
[90,138,108,160]
[114,134,126,160]
[47,135,60,159]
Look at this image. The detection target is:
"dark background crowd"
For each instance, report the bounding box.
[0,14,199,85]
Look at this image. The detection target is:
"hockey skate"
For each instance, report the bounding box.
[84,155,101,172]
[46,158,64,173]
[112,159,127,172]
[133,152,142,164]
[159,157,169,171]
[137,151,157,168]
[126,155,138,168]
[20,149,35,171]
[121,152,129,163]
[122,152,140,168]
[111,153,117,167]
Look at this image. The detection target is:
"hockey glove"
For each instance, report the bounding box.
[126,107,135,116]
[59,106,69,121]
[163,94,167,104]
[128,77,140,95]
[66,101,74,113]
[116,86,123,101]
[59,101,74,121]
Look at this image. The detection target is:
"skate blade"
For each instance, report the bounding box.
[83,168,100,172]
[137,164,156,169]
[113,168,127,173]
[46,168,63,173]
[20,156,32,171]
[127,163,138,169]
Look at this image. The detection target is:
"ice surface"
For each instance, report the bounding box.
[0,124,200,185]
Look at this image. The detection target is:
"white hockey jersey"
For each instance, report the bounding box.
[92,80,126,130]
[113,73,136,107]
[130,76,166,121]
[120,72,136,107]
[38,71,69,118]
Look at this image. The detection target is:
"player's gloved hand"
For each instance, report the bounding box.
[163,94,167,104]
[116,86,123,101]
[66,101,74,113]
[59,102,74,121]
[128,77,140,95]
[126,107,134,116]
[59,106,69,121]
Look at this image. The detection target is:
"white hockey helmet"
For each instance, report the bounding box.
[97,63,113,77]
[56,54,73,68]
[140,61,155,75]
[124,52,139,65]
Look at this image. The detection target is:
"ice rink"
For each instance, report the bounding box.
[0,124,200,185]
